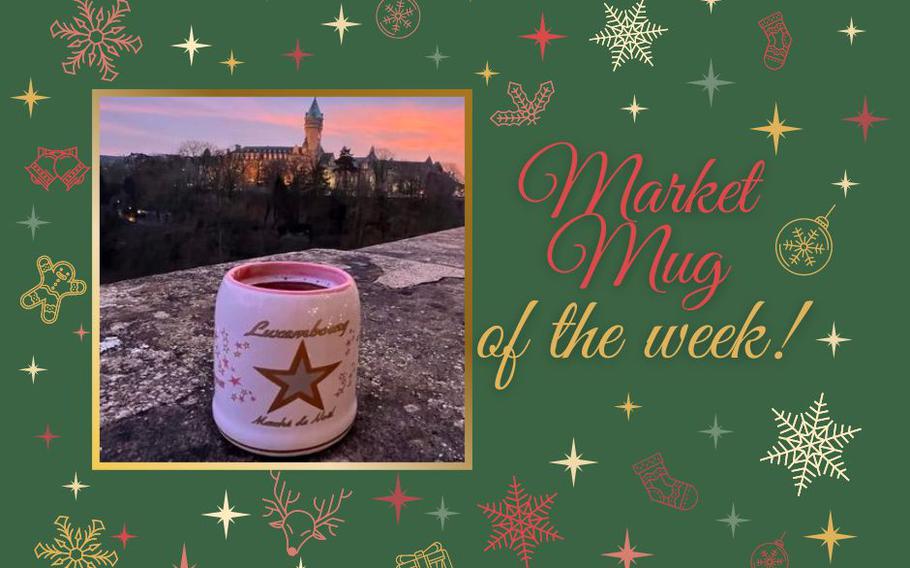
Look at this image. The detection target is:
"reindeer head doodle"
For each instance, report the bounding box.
[262,471,352,557]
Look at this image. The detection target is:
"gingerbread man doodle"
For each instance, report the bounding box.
[19,255,87,325]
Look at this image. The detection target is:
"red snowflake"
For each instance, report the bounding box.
[50,0,143,82]
[477,476,563,568]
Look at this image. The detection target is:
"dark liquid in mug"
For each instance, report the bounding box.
[253,280,327,291]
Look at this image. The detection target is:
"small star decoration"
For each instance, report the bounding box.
[615,393,642,420]
[11,79,49,117]
[323,5,361,45]
[426,497,460,530]
[520,13,566,60]
[203,491,249,539]
[602,529,652,568]
[220,51,244,75]
[372,474,422,524]
[818,323,851,358]
[172,27,211,65]
[751,103,801,155]
[805,511,855,562]
[550,438,597,486]
[717,503,750,538]
[699,415,733,449]
[64,472,89,500]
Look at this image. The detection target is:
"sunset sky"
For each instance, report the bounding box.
[100,96,466,171]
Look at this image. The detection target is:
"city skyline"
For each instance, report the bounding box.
[100,96,466,172]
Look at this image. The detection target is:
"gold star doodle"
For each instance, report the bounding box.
[220,50,244,75]
[818,323,851,358]
[172,26,211,65]
[475,61,499,86]
[255,340,340,412]
[751,103,801,155]
[832,171,859,197]
[550,438,597,486]
[20,356,47,384]
[615,393,642,421]
[805,511,855,562]
[622,94,647,123]
[203,491,249,539]
[63,472,89,500]
[839,18,864,45]
[323,4,361,45]
[11,79,49,118]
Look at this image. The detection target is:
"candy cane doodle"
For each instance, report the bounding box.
[490,80,555,127]
[19,256,87,325]
[24,147,90,191]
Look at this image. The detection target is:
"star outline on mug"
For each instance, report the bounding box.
[254,339,340,413]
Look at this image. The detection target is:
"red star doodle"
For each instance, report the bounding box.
[520,13,566,60]
[74,323,90,341]
[35,424,61,448]
[843,96,888,141]
[490,81,555,127]
[283,39,313,71]
[112,523,137,548]
[602,529,652,568]
[372,474,422,524]
[175,544,195,568]
[477,476,563,568]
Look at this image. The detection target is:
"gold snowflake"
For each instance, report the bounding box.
[35,516,119,568]
[50,0,143,82]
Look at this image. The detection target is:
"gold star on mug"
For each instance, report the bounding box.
[255,340,340,412]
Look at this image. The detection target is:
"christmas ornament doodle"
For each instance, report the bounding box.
[50,0,142,82]
[750,534,789,568]
[376,0,420,40]
[490,81,555,127]
[35,516,119,568]
[20,255,87,325]
[775,205,835,276]
[25,147,90,191]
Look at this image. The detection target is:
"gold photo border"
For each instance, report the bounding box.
[92,89,473,471]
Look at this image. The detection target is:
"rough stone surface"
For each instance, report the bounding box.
[100,228,465,462]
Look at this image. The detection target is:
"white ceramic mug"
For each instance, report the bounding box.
[213,261,360,456]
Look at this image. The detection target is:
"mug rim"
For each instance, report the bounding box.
[225,261,355,295]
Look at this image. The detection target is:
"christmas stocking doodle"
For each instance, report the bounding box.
[19,255,87,325]
[632,453,699,511]
[758,11,792,71]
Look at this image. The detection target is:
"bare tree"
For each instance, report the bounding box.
[177,140,219,157]
[441,162,464,183]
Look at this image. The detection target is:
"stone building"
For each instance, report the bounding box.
[233,98,462,196]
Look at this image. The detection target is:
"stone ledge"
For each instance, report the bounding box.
[100,227,465,462]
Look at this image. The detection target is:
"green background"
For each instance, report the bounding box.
[3,0,905,565]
